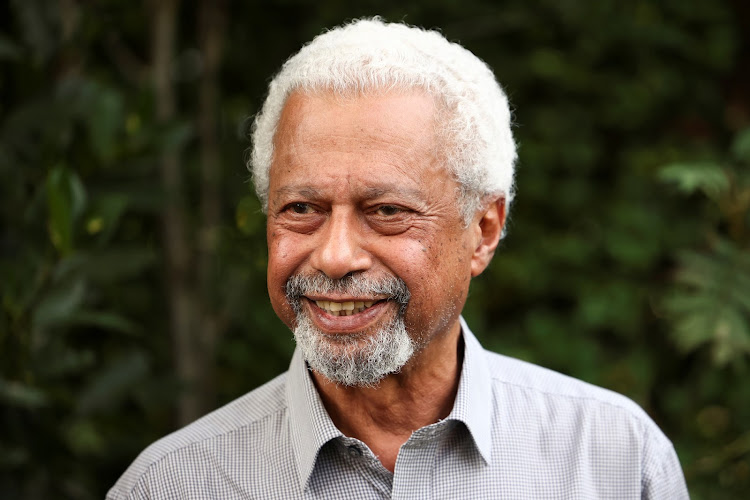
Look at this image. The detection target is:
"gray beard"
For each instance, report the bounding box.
[285,274,416,387]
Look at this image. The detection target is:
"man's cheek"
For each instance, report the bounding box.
[272,295,298,330]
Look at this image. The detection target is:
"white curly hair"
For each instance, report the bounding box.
[250,17,517,225]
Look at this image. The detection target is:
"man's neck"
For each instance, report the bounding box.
[311,324,464,473]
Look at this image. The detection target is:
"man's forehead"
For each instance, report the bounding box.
[268,91,445,192]
[276,89,437,136]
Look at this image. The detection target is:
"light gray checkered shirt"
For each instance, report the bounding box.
[108,319,688,499]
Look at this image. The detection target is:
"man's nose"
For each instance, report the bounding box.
[309,208,372,280]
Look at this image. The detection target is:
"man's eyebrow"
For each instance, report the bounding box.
[273,185,323,200]
[361,185,425,201]
[274,184,427,201]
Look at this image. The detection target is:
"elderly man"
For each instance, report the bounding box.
[108,19,688,499]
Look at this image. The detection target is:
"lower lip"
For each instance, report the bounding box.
[303,298,395,333]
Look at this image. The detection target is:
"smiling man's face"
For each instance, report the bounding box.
[265,90,489,385]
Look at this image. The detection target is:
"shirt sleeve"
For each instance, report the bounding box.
[640,423,689,500]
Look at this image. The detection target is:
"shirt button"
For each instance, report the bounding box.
[347,445,362,458]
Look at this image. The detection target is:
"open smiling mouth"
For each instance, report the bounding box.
[312,300,380,316]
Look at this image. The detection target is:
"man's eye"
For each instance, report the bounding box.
[375,205,402,217]
[288,202,313,214]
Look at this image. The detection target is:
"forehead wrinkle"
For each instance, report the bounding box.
[273,185,324,200]
[275,133,429,176]
[360,185,426,202]
[303,127,426,149]
[295,132,432,172]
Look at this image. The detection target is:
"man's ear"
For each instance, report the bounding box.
[470,197,506,277]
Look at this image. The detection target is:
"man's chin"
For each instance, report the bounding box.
[293,312,415,387]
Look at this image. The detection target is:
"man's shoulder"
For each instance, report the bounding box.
[107,371,290,500]
[483,348,653,425]
[473,347,686,497]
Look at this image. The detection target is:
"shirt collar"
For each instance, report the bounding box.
[286,348,343,491]
[286,316,494,489]
[448,317,494,465]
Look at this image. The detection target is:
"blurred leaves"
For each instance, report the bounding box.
[655,127,750,497]
[59,79,126,164]
[32,277,86,329]
[659,162,730,202]
[731,128,750,162]
[46,165,86,254]
[660,128,750,367]
[76,351,149,415]
[0,379,48,409]
[664,240,750,365]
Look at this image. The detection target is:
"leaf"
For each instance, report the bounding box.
[66,310,139,335]
[731,127,750,163]
[674,241,750,308]
[46,165,87,255]
[664,239,750,365]
[0,379,48,408]
[86,87,125,163]
[76,351,149,414]
[9,0,58,63]
[658,161,730,202]
[53,247,156,284]
[79,248,157,283]
[55,78,126,163]
[37,348,95,377]
[63,419,104,456]
[666,294,746,353]
[32,278,86,329]
[87,193,129,245]
[710,308,750,366]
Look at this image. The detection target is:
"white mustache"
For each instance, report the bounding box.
[285,274,411,312]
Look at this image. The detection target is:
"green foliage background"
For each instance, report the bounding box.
[1,1,749,498]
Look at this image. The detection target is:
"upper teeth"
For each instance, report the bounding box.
[315,300,375,316]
